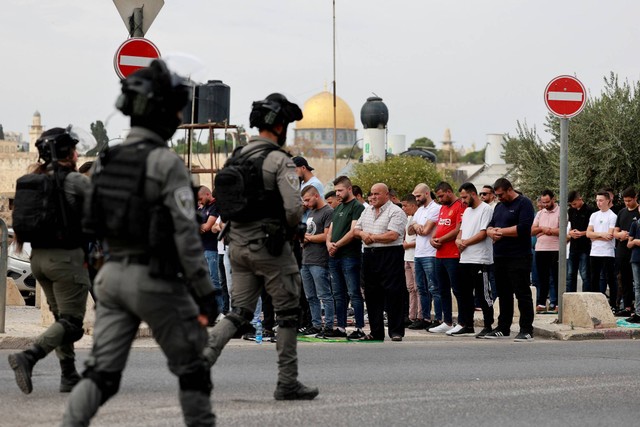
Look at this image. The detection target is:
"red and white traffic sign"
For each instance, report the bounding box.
[113,37,161,79]
[544,75,586,118]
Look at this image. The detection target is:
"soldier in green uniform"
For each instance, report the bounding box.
[205,93,319,401]
[9,127,90,394]
[61,60,217,426]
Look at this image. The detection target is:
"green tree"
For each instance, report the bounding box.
[350,156,443,197]
[460,149,485,164]
[0,124,5,140]
[87,120,109,156]
[336,146,362,159]
[506,72,640,198]
[410,136,435,148]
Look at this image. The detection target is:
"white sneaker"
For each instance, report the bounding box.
[429,322,454,333]
[445,324,463,336]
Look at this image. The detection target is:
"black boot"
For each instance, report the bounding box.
[8,344,46,394]
[274,381,319,401]
[59,358,82,393]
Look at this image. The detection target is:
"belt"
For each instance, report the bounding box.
[108,254,150,265]
[363,246,402,253]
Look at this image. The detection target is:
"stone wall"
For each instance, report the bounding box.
[0,152,348,227]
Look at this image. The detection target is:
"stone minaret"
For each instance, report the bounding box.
[29,111,43,153]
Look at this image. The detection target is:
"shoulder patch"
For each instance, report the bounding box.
[286,173,299,190]
[174,186,195,219]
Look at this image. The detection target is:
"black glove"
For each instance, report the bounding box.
[195,291,220,326]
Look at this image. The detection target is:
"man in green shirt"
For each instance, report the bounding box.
[324,176,366,339]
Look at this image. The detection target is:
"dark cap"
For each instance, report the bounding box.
[292,156,314,171]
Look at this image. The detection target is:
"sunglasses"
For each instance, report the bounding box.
[479,192,492,196]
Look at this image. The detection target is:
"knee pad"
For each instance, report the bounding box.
[179,365,213,395]
[225,307,254,331]
[275,307,299,328]
[58,315,85,344]
[84,368,122,404]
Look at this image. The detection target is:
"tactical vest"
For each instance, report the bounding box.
[88,140,160,245]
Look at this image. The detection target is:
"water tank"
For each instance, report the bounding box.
[360,97,388,129]
[197,80,230,124]
[387,134,406,154]
[485,133,506,165]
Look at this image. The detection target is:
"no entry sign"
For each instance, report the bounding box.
[544,75,586,118]
[113,37,161,79]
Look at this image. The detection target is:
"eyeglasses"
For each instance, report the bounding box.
[495,192,505,199]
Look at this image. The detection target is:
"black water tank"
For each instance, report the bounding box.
[360,96,389,129]
[197,80,231,124]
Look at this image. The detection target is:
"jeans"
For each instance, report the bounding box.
[435,257,460,325]
[300,264,335,329]
[204,250,223,312]
[535,251,559,307]
[567,251,590,292]
[414,257,441,321]
[329,256,365,329]
[631,262,640,315]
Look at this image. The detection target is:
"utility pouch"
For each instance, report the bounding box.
[148,205,183,279]
[262,223,286,257]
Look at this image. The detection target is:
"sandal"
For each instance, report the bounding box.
[360,334,383,341]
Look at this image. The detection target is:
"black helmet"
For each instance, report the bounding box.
[35,126,78,163]
[115,59,191,139]
[249,93,302,145]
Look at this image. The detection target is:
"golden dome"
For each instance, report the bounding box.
[296,91,355,130]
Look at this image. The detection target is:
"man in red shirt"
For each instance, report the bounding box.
[428,182,466,333]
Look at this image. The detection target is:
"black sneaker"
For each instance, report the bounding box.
[298,326,322,336]
[408,319,430,330]
[475,327,493,339]
[484,329,510,339]
[347,329,366,340]
[513,332,534,342]
[449,326,475,337]
[616,308,634,317]
[274,381,319,400]
[626,313,640,323]
[320,328,347,338]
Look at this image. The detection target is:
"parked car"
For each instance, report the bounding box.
[6,228,35,305]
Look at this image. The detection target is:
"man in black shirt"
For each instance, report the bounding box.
[613,187,639,316]
[567,190,596,292]
[198,186,223,315]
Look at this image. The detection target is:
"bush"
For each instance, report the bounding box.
[350,156,443,197]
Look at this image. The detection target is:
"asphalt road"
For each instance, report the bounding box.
[1,338,640,426]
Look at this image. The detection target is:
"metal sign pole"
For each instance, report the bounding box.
[558,117,569,322]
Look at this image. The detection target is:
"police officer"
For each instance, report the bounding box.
[205,93,319,400]
[8,128,90,394]
[61,60,217,426]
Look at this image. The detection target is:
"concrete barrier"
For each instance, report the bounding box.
[5,278,25,306]
[561,292,616,329]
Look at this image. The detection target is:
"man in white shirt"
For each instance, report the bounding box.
[587,191,618,310]
[408,183,442,329]
[452,183,494,337]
